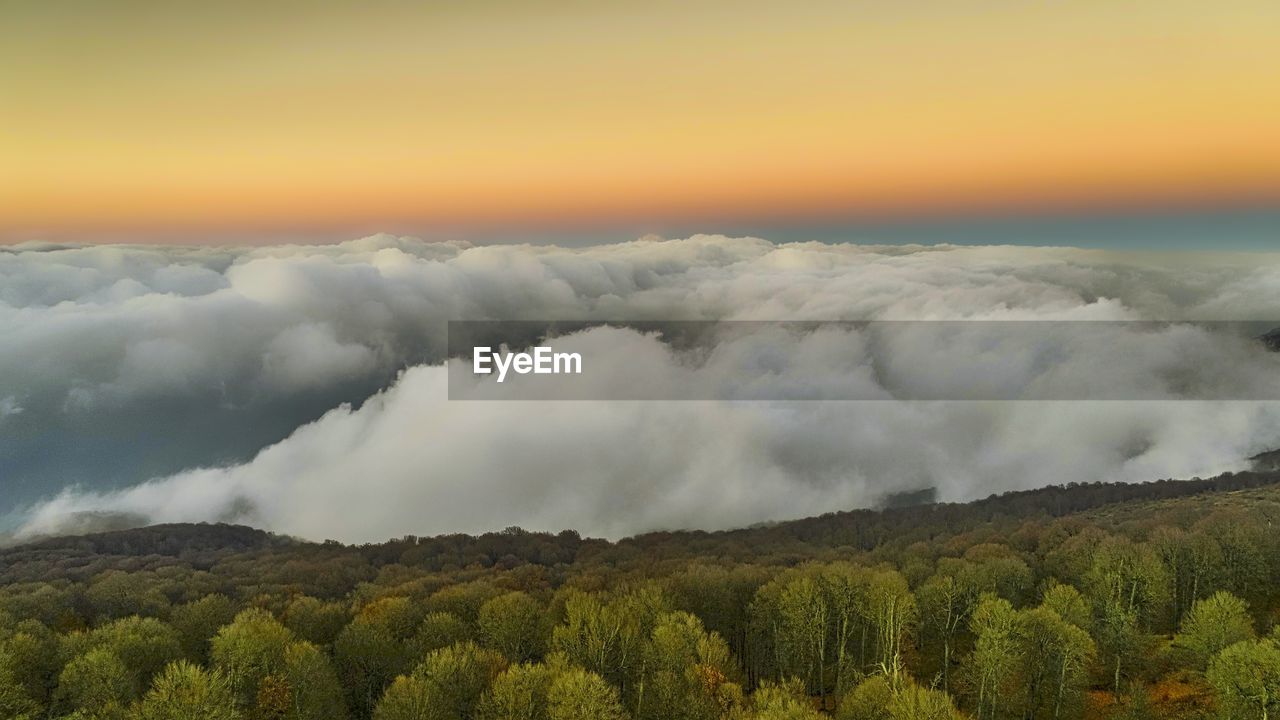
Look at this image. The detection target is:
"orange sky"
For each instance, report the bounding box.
[3,0,1279,242]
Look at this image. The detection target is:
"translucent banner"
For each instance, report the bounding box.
[446,321,1280,401]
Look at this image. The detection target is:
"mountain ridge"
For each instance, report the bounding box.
[4,467,1278,578]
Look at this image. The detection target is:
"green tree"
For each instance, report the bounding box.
[837,669,961,720]
[864,569,917,675]
[546,667,629,720]
[1094,602,1141,698]
[962,547,1033,604]
[210,608,296,708]
[1206,638,1280,720]
[637,611,741,720]
[475,662,555,720]
[359,598,426,642]
[1039,582,1090,630]
[171,594,237,662]
[427,584,506,625]
[765,574,828,700]
[61,616,183,699]
[0,665,41,720]
[917,564,983,693]
[1175,591,1255,669]
[478,592,547,663]
[279,640,348,720]
[1150,526,1222,622]
[1199,511,1270,604]
[1013,607,1094,720]
[1083,537,1168,694]
[961,595,1017,720]
[815,564,869,698]
[373,674,444,720]
[551,588,668,701]
[336,618,410,718]
[411,612,475,662]
[56,648,131,717]
[836,675,891,720]
[749,678,821,720]
[283,596,351,647]
[85,572,168,621]
[670,564,770,682]
[132,660,242,720]
[886,683,963,720]
[373,642,506,720]
[0,625,60,709]
[751,565,913,703]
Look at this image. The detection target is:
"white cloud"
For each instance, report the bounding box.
[0,396,21,419]
[17,342,1280,543]
[6,235,1280,540]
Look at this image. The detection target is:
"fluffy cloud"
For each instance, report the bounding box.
[5,235,1280,541]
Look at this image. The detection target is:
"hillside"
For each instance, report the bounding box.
[3,472,1279,720]
[4,468,1277,582]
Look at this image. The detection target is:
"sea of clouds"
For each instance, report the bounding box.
[5,234,1280,543]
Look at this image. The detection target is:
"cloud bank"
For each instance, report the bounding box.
[6,235,1280,541]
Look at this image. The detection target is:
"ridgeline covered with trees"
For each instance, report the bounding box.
[3,470,1280,720]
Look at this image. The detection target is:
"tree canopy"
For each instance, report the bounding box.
[2,471,1280,720]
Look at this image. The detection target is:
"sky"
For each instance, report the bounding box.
[4,2,1280,542]
[3,0,1279,244]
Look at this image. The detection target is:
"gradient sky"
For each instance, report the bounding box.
[3,0,1279,243]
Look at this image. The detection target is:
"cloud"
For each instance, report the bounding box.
[5,235,1280,541]
[16,343,1280,543]
[0,396,21,419]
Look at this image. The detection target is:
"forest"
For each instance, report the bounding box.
[2,469,1280,720]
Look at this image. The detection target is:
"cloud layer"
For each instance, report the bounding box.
[6,235,1280,541]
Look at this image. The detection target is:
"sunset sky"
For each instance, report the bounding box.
[3,0,1279,243]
